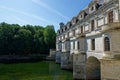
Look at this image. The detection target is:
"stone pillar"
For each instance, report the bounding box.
[55,51,61,63]
[101,59,120,80]
[61,52,70,69]
[68,53,73,70]
[73,53,86,79]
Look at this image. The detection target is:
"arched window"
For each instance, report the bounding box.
[104,37,110,51]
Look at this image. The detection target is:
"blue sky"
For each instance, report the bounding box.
[0,0,92,31]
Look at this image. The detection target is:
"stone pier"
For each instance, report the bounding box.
[101,59,120,80]
[73,53,86,79]
[55,51,61,64]
[61,52,69,69]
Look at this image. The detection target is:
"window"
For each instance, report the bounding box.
[65,42,67,50]
[61,29,63,32]
[85,25,89,31]
[77,41,80,50]
[76,19,79,23]
[81,15,83,18]
[67,32,69,38]
[63,35,65,39]
[65,26,67,31]
[81,26,83,33]
[69,23,72,28]
[91,39,95,50]
[108,11,113,23]
[91,6,94,11]
[104,37,110,51]
[73,41,75,49]
[73,29,75,36]
[91,20,95,31]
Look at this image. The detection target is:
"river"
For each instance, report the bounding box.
[0,61,73,80]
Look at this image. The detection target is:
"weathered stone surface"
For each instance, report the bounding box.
[73,53,86,79]
[61,52,69,69]
[55,51,61,63]
[101,59,120,80]
[68,54,73,70]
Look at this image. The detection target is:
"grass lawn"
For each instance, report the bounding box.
[0,61,73,80]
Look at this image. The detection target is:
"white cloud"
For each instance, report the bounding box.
[12,16,29,25]
[31,0,69,20]
[0,5,58,25]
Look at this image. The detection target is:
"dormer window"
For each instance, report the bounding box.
[61,29,63,32]
[91,6,94,11]
[58,31,60,34]
[69,23,72,27]
[81,15,83,18]
[76,18,79,23]
[65,26,67,31]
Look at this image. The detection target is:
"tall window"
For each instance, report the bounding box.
[77,41,80,50]
[91,39,95,50]
[73,29,75,36]
[73,41,75,49]
[67,32,69,38]
[104,37,110,51]
[81,26,83,33]
[108,11,113,23]
[91,20,95,31]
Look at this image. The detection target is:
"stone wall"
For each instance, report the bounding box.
[73,53,86,79]
[61,52,69,69]
[55,51,61,63]
[101,59,120,80]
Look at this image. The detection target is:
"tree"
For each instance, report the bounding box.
[44,25,56,49]
[0,22,56,55]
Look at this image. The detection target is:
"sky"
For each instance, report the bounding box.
[0,0,92,31]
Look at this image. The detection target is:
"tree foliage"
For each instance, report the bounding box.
[0,22,56,55]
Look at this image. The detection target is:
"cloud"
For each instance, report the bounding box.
[12,16,29,25]
[31,0,69,20]
[0,5,58,25]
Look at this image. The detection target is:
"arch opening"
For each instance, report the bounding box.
[86,57,101,80]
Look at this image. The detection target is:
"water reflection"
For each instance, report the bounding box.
[48,61,73,80]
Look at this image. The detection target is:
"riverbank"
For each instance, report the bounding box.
[0,54,48,63]
[0,61,73,80]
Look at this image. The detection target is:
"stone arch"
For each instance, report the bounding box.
[86,56,101,80]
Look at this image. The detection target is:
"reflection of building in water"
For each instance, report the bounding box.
[56,0,120,79]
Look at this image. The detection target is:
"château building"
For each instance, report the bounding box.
[56,0,120,80]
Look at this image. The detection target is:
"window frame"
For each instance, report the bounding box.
[108,11,113,23]
[91,39,95,50]
[104,37,110,51]
[91,20,95,31]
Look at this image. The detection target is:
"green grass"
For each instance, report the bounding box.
[0,61,73,80]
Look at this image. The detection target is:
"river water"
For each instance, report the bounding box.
[0,61,73,80]
[44,61,73,80]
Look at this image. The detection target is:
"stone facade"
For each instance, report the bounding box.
[56,0,120,79]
